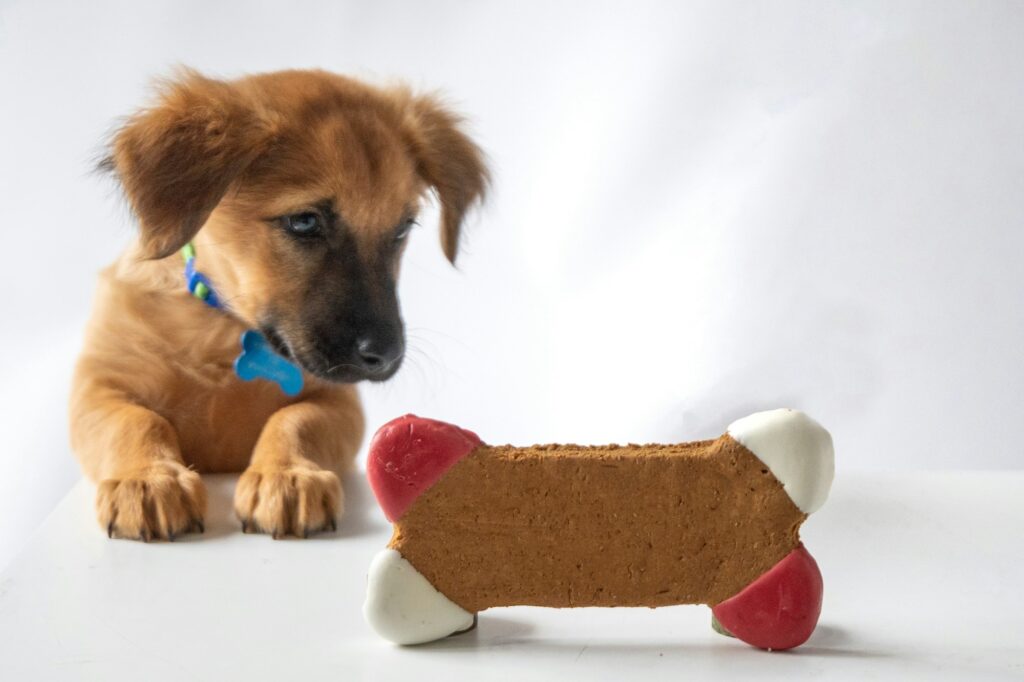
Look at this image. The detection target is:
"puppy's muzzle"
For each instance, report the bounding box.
[314,320,404,383]
[352,332,404,379]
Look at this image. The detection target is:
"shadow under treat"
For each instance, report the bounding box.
[408,613,891,662]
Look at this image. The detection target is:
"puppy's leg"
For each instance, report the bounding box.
[234,386,363,538]
[71,384,206,541]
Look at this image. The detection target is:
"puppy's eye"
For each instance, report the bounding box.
[283,212,322,237]
[394,219,416,242]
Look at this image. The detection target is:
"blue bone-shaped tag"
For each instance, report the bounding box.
[234,330,304,396]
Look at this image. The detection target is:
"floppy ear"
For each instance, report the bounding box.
[102,69,273,259]
[405,96,489,264]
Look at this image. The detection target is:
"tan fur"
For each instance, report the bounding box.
[71,68,488,540]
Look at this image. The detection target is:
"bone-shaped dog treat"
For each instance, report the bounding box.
[363,408,834,650]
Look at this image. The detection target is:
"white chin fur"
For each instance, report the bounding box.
[364,548,475,645]
[727,408,835,514]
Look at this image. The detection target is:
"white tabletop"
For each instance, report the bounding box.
[1,471,1021,681]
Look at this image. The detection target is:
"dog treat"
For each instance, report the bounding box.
[363,408,834,649]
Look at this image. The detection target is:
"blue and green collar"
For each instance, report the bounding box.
[181,242,221,309]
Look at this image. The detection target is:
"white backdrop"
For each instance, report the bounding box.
[1,0,1022,568]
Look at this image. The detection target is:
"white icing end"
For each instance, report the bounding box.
[364,548,475,645]
[727,408,835,514]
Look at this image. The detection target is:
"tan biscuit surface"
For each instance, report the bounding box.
[388,434,806,613]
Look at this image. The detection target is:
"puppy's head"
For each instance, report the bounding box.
[104,69,488,383]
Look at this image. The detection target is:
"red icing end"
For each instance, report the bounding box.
[711,543,823,651]
[366,414,483,522]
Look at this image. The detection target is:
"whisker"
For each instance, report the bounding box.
[405,326,473,353]
[324,361,363,374]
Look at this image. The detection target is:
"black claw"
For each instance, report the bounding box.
[329,518,337,532]
[107,522,114,538]
[272,530,282,540]
[241,520,250,533]
[302,528,309,539]
[196,520,205,534]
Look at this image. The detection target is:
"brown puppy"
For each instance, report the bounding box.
[70,68,488,541]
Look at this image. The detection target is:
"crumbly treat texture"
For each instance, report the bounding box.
[388,434,805,613]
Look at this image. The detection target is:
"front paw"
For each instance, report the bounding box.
[97,462,207,541]
[233,465,341,538]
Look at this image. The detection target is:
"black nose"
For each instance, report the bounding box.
[354,334,403,375]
